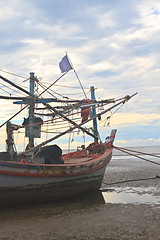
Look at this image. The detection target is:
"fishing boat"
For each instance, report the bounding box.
[0,55,137,206]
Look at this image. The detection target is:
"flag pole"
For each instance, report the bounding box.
[65,52,87,99]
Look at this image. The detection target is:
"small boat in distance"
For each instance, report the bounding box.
[0,56,137,206]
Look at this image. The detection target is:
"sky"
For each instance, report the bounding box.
[0,0,160,151]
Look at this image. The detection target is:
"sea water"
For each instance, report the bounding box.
[62,146,160,205]
[102,146,160,204]
[112,145,160,157]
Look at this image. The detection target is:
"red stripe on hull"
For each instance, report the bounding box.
[0,151,112,178]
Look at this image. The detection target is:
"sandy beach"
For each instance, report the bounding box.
[0,158,159,240]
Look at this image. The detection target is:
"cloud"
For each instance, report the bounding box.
[0,0,160,149]
[115,137,160,147]
[100,112,160,127]
[98,12,115,28]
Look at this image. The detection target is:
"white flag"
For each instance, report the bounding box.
[59,55,73,73]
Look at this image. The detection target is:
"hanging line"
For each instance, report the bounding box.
[38,80,69,99]
[53,83,89,90]
[65,52,87,99]
[98,102,125,127]
[37,80,57,98]
[0,105,28,128]
[38,71,68,97]
[0,69,27,79]
[0,85,11,95]
[0,82,27,96]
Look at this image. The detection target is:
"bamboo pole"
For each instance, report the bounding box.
[18,93,137,156]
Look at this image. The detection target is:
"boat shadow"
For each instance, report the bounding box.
[0,190,105,215]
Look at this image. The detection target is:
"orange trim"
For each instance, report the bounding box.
[0,147,112,167]
[0,153,112,178]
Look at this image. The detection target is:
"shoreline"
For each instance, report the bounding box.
[0,158,159,239]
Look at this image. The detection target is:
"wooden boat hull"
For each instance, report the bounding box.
[0,147,112,206]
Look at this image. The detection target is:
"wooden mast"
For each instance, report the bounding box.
[0,72,138,155]
[28,72,35,146]
[90,86,98,142]
[18,92,138,156]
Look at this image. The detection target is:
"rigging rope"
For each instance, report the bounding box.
[38,80,65,99]
[0,105,28,128]
[38,72,68,98]
[113,145,160,166]
[0,69,27,79]
[98,102,125,127]
[37,81,57,98]
[102,176,160,187]
[0,82,27,96]
[54,83,89,89]
[39,79,89,99]
[0,85,11,95]
[102,145,160,187]
[114,146,160,158]
[65,52,87,99]
[23,100,118,132]
[40,81,90,90]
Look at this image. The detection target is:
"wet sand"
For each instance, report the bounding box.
[0,159,159,240]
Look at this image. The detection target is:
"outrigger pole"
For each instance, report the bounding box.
[0,75,33,97]
[5,72,98,146]
[0,72,137,155]
[18,92,138,156]
[43,102,98,141]
[0,95,114,104]
[0,74,114,131]
[29,73,98,145]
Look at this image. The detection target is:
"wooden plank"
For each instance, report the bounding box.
[64,157,93,164]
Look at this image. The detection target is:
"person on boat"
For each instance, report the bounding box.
[6,121,20,159]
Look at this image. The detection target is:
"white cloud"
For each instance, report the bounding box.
[0,4,21,21]
[115,137,160,147]
[110,113,160,127]
[0,0,160,150]
[98,12,115,28]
